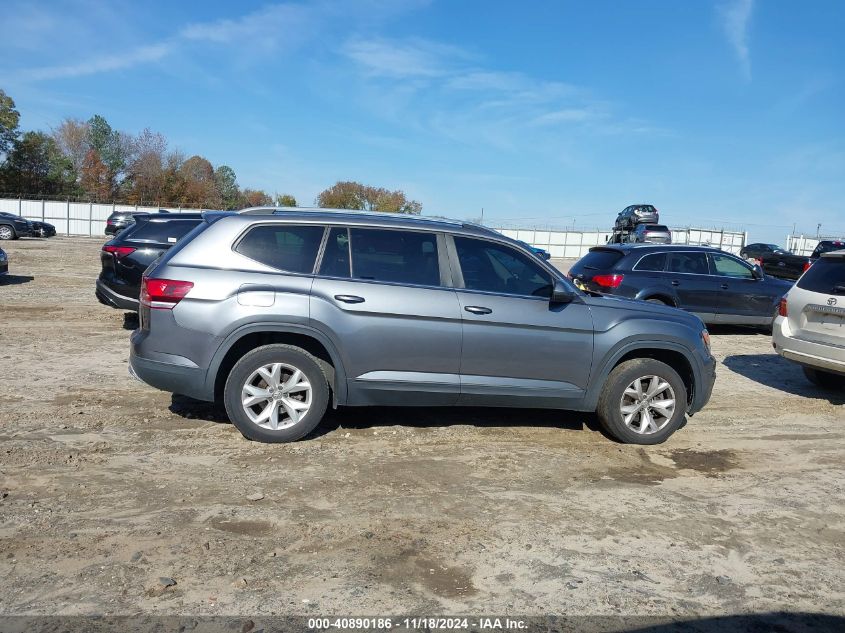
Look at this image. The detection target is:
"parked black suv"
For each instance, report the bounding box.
[739,243,789,261]
[568,244,792,325]
[104,209,170,235]
[0,212,34,240]
[96,213,203,310]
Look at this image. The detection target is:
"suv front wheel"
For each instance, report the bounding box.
[224,344,330,442]
[596,358,687,444]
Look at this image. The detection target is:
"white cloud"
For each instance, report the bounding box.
[343,38,471,78]
[25,43,171,80]
[718,0,754,79]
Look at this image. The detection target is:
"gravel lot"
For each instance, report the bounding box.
[0,237,843,619]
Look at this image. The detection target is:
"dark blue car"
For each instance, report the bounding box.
[516,240,551,260]
[568,244,793,326]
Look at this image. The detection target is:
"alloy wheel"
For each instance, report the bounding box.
[241,362,312,430]
[619,375,676,435]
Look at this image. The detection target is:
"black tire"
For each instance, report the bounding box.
[645,297,669,306]
[0,225,16,240]
[223,344,329,443]
[802,366,845,390]
[596,358,687,445]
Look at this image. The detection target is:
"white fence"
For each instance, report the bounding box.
[0,197,211,236]
[786,234,845,256]
[494,226,747,259]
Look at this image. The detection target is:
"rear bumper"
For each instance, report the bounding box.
[773,316,845,375]
[129,351,209,400]
[95,279,139,311]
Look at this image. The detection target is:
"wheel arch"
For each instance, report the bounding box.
[585,340,697,411]
[207,323,348,406]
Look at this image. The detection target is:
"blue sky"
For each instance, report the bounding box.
[2,0,843,243]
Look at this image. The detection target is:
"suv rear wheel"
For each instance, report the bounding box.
[0,225,15,240]
[224,344,329,443]
[597,358,687,444]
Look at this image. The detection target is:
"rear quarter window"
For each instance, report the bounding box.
[796,257,845,295]
[574,249,624,271]
[633,252,667,271]
[235,224,325,273]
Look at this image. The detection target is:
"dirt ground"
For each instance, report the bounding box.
[0,237,843,619]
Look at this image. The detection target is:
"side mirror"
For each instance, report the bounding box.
[752,264,763,279]
[551,280,575,304]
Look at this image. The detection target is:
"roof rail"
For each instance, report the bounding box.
[236,206,466,226]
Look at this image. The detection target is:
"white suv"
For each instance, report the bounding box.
[773,250,845,388]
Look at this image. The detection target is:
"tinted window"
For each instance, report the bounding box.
[667,251,709,275]
[455,237,552,297]
[235,224,324,273]
[813,241,845,256]
[349,228,440,286]
[127,219,201,243]
[645,225,669,232]
[319,227,351,278]
[796,258,845,295]
[576,249,624,270]
[711,253,754,278]
[634,252,667,272]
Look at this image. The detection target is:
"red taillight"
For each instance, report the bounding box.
[140,277,194,309]
[592,273,624,289]
[778,298,788,317]
[802,261,812,272]
[103,245,136,259]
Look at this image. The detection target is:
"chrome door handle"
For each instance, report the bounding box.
[334,294,365,304]
[670,280,680,286]
[464,305,492,315]
[720,283,729,290]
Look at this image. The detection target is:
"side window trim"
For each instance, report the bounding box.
[709,252,755,278]
[632,251,668,272]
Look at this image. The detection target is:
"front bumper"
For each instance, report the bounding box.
[772,316,845,375]
[95,279,139,311]
[689,353,717,414]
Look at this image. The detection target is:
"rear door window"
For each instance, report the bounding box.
[349,228,440,286]
[634,252,667,271]
[667,251,710,275]
[127,219,202,243]
[235,224,325,273]
[796,258,845,295]
[319,227,351,278]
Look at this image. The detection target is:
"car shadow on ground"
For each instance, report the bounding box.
[722,353,845,405]
[167,393,605,439]
[122,312,139,330]
[0,274,34,285]
[707,324,771,336]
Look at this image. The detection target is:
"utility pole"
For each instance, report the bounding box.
[817,223,822,238]
[480,207,484,224]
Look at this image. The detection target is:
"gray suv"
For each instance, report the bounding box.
[130,209,716,445]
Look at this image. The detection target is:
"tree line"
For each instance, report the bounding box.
[0,89,422,214]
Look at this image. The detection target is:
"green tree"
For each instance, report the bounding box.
[2,131,77,196]
[87,114,128,177]
[317,181,421,214]
[214,165,239,209]
[274,193,297,207]
[0,89,20,157]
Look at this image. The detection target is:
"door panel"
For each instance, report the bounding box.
[449,236,594,407]
[709,253,772,321]
[665,251,718,321]
[310,279,463,405]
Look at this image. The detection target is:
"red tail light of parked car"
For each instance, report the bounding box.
[778,297,788,317]
[140,277,194,309]
[102,245,136,259]
[593,274,625,289]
